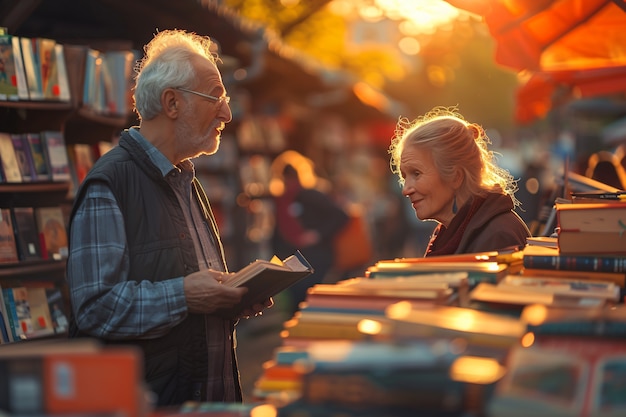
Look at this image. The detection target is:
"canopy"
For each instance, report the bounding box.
[446,0,626,72]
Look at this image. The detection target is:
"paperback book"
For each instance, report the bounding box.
[219,250,313,316]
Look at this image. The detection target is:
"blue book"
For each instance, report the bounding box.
[2,288,21,341]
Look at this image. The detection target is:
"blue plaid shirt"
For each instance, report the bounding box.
[67,128,224,339]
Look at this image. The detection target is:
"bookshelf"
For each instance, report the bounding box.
[0,36,136,344]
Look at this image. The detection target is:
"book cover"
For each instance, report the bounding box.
[11,207,42,261]
[82,48,102,112]
[37,37,57,100]
[0,284,12,343]
[521,267,626,287]
[302,278,457,311]
[0,132,22,183]
[10,133,36,182]
[556,201,626,233]
[41,131,71,182]
[367,261,509,286]
[101,50,136,115]
[219,251,313,316]
[45,287,69,334]
[34,206,68,260]
[379,303,526,351]
[53,43,71,102]
[20,37,43,100]
[469,282,607,312]
[24,286,55,338]
[67,143,95,186]
[24,133,51,181]
[558,230,626,255]
[1,287,20,341]
[0,208,18,263]
[11,286,33,336]
[0,34,28,101]
[499,274,620,302]
[523,243,626,276]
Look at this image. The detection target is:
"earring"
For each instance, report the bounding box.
[452,195,458,214]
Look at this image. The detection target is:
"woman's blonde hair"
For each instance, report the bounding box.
[388,106,519,207]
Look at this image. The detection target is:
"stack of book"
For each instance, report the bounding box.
[366,249,523,289]
[521,243,626,288]
[469,274,621,317]
[271,339,498,417]
[487,304,626,416]
[555,199,626,255]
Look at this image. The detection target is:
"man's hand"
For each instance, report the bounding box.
[238,297,274,320]
[183,269,247,314]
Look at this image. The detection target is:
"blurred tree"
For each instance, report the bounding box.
[222,0,518,133]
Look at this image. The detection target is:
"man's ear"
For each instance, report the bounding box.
[162,89,178,117]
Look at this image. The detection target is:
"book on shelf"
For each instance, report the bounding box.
[24,285,55,338]
[0,34,29,101]
[10,133,37,182]
[1,287,21,341]
[83,47,107,113]
[100,49,137,115]
[20,37,43,100]
[52,43,71,102]
[37,37,57,100]
[0,284,14,343]
[35,38,70,102]
[0,132,22,183]
[558,230,626,255]
[0,301,10,343]
[67,143,95,187]
[0,208,18,263]
[41,130,71,182]
[556,201,626,233]
[45,287,69,334]
[34,206,68,260]
[11,206,42,261]
[219,250,313,316]
[11,286,34,336]
[24,132,51,181]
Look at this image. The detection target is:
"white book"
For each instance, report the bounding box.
[20,37,43,100]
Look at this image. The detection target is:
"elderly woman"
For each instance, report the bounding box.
[389,107,530,257]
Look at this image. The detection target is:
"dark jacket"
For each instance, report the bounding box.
[69,131,241,405]
[456,192,531,253]
[427,192,531,256]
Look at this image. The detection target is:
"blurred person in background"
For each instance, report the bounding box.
[67,29,271,406]
[388,107,531,256]
[269,150,349,316]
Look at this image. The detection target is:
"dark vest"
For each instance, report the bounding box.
[68,131,240,404]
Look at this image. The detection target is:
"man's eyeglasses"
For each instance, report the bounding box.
[176,87,230,106]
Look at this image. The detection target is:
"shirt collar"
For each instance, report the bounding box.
[128,127,194,178]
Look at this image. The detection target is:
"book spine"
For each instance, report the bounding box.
[1,288,20,341]
[524,254,626,273]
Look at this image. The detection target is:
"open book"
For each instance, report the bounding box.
[221,250,314,316]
